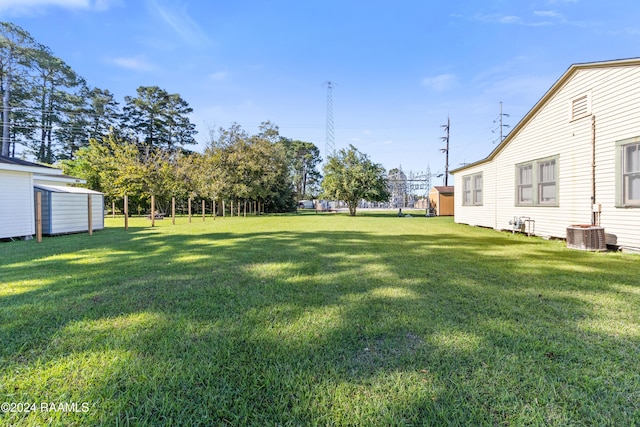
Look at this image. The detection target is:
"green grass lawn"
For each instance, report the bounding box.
[1,212,639,426]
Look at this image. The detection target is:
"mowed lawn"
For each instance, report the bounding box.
[1,212,639,426]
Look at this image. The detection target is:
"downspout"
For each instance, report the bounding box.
[591,115,597,225]
[494,158,498,230]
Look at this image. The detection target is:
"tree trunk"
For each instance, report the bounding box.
[2,54,11,157]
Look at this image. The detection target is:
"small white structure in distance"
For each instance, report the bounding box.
[34,184,104,235]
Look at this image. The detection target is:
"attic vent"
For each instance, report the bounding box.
[566,225,606,251]
[571,94,590,120]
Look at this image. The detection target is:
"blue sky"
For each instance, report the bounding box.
[2,0,640,182]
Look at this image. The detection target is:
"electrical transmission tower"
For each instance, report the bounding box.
[440,116,450,186]
[425,164,432,194]
[325,81,335,160]
[492,101,510,143]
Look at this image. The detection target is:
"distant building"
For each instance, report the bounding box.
[428,186,454,216]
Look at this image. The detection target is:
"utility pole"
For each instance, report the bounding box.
[493,101,510,144]
[440,116,450,186]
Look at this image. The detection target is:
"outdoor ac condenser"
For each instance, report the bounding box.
[566,225,606,251]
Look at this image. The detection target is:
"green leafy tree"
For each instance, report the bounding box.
[58,138,106,192]
[0,22,37,156]
[5,75,35,156]
[86,87,120,142]
[1,23,121,160]
[205,122,295,213]
[245,135,294,212]
[122,86,196,152]
[54,89,90,159]
[29,44,84,163]
[67,133,197,215]
[322,144,390,216]
[279,138,322,200]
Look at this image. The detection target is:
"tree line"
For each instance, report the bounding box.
[0,22,198,163]
[1,22,391,216]
[0,22,322,212]
[61,121,322,214]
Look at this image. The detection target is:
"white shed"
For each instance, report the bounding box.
[34,184,104,235]
[0,168,36,239]
[0,156,89,240]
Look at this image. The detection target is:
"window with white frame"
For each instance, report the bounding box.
[462,173,482,206]
[618,140,640,207]
[516,156,558,206]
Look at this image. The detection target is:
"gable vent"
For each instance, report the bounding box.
[571,94,590,120]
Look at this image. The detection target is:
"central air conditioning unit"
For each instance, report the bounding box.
[566,225,606,251]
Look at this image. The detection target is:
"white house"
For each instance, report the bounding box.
[0,156,102,239]
[451,58,640,252]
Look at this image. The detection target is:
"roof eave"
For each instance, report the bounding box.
[33,173,86,184]
[0,163,62,174]
[451,57,640,175]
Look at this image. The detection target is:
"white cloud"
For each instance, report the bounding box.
[472,13,556,27]
[146,0,213,49]
[471,10,594,28]
[94,0,121,11]
[109,56,156,72]
[0,0,118,14]
[534,10,562,18]
[615,27,640,36]
[208,71,228,82]
[420,74,457,92]
[498,15,523,24]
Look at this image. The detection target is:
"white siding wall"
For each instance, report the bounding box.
[91,194,104,230]
[0,170,34,238]
[454,162,496,228]
[50,193,104,234]
[493,68,595,238]
[454,64,640,250]
[591,66,640,249]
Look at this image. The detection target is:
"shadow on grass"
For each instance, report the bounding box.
[1,218,639,425]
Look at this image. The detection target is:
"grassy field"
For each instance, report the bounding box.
[1,212,639,426]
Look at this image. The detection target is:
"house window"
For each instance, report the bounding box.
[516,156,559,206]
[570,93,591,121]
[538,160,557,204]
[462,177,471,205]
[473,174,483,205]
[618,140,640,207]
[462,173,482,206]
[517,164,533,205]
